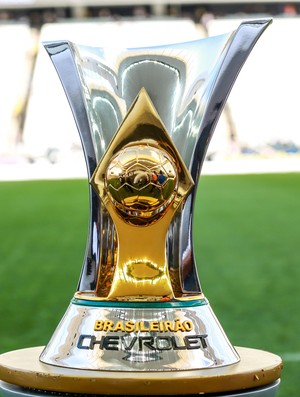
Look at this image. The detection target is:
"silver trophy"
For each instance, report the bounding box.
[0,18,282,397]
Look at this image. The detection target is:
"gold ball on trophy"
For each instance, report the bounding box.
[105,145,178,219]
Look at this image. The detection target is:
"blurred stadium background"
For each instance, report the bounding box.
[0,2,300,396]
[1,7,300,177]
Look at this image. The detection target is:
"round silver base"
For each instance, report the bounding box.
[40,300,239,371]
[0,380,280,397]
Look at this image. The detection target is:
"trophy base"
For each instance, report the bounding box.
[0,380,281,397]
[38,299,240,371]
[0,346,282,395]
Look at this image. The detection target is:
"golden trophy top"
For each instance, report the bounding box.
[80,88,196,301]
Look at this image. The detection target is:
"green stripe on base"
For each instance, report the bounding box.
[71,297,207,309]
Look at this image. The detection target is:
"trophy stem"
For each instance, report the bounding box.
[103,207,174,300]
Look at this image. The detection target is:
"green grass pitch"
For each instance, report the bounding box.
[0,173,299,396]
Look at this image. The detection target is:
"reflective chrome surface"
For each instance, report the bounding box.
[41,19,272,372]
[44,19,272,297]
[40,300,239,371]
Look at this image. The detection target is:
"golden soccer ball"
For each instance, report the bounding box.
[105,145,178,219]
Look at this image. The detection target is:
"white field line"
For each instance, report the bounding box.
[1,158,300,182]
[280,353,300,362]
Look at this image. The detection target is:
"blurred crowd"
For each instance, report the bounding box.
[0,2,299,27]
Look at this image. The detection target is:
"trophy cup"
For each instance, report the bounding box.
[0,18,282,397]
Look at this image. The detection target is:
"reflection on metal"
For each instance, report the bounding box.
[41,19,272,372]
[89,88,194,300]
[105,145,178,219]
[40,300,240,371]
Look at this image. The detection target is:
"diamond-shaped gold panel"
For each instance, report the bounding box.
[89,88,194,301]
